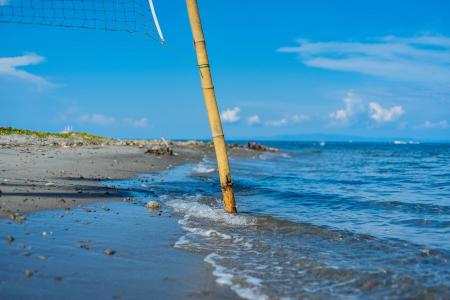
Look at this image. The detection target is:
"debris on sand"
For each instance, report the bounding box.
[104,248,116,256]
[145,200,161,211]
[145,145,173,156]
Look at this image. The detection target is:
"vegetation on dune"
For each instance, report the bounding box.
[0,127,110,142]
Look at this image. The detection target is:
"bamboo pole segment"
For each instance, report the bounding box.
[186,0,237,214]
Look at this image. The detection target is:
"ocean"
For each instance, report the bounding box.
[121,141,450,299]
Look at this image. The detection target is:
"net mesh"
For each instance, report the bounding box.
[0,0,161,41]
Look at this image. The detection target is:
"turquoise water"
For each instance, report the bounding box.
[117,142,450,299]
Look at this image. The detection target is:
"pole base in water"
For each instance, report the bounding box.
[222,184,237,214]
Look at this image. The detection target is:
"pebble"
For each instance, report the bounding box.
[5,234,14,243]
[25,270,33,278]
[145,200,160,211]
[421,249,431,256]
[10,212,26,223]
[104,248,115,256]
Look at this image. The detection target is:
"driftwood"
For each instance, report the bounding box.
[145,138,173,156]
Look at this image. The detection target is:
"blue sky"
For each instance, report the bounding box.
[1,0,449,140]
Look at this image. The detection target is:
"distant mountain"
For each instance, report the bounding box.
[229,133,450,143]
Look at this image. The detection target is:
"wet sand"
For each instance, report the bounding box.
[0,201,235,299]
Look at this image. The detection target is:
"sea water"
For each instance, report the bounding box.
[116,142,450,299]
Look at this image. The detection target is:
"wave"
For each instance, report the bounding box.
[167,196,256,226]
[163,195,450,300]
[192,162,215,174]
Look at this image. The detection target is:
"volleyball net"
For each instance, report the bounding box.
[0,0,164,41]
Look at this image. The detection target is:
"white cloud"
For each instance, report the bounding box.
[76,113,150,128]
[247,115,261,126]
[291,114,309,123]
[329,91,363,122]
[266,118,288,127]
[369,102,404,122]
[221,107,240,123]
[124,117,149,128]
[56,106,79,121]
[80,113,115,126]
[265,114,308,127]
[421,120,448,129]
[278,34,450,84]
[0,53,49,86]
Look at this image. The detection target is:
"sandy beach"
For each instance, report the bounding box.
[0,132,266,299]
[0,133,259,218]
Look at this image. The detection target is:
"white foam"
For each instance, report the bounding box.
[174,235,190,247]
[205,253,234,286]
[182,224,232,240]
[192,163,215,174]
[167,199,256,226]
[204,253,269,300]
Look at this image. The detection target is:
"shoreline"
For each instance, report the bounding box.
[0,133,261,218]
[0,133,268,299]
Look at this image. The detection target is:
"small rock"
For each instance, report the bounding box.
[79,243,92,250]
[145,200,160,211]
[104,248,115,256]
[5,234,14,243]
[10,213,26,223]
[245,142,279,152]
[25,270,33,278]
[421,249,431,256]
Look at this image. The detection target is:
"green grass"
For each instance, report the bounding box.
[0,127,110,142]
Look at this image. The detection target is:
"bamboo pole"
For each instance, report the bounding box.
[186,0,237,214]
